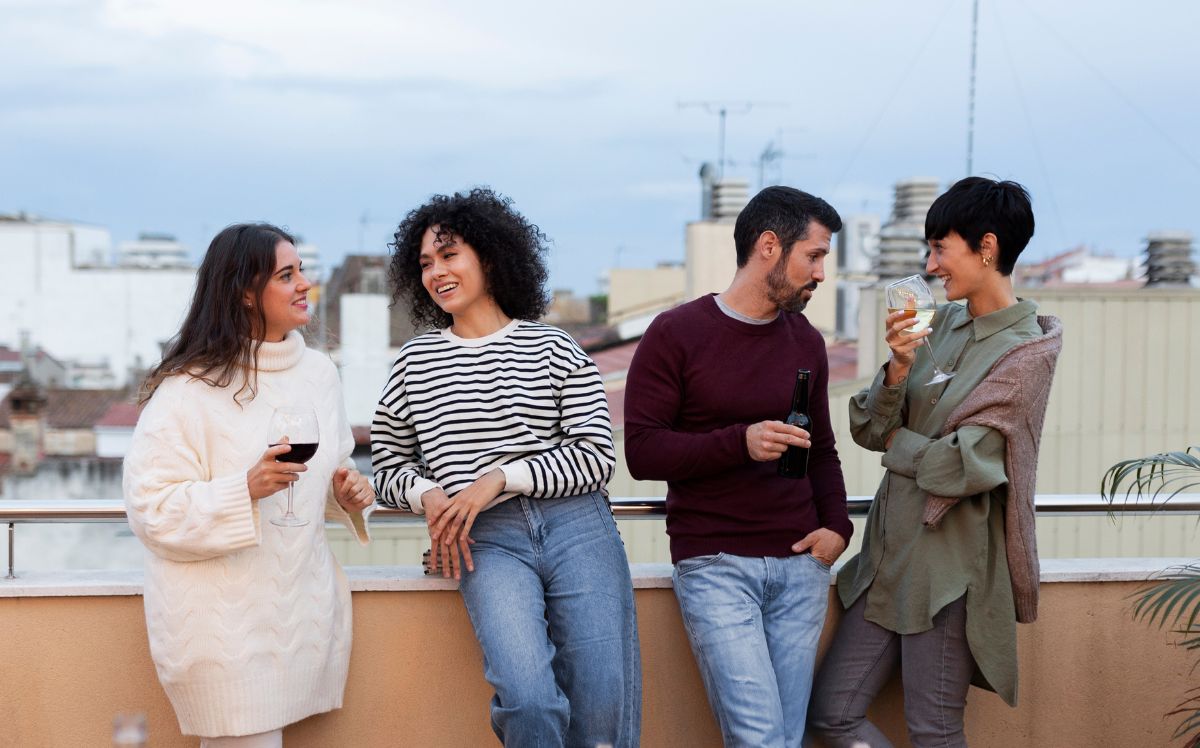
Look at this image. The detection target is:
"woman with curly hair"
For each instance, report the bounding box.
[371,188,642,747]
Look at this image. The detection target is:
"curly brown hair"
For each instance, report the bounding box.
[388,187,550,330]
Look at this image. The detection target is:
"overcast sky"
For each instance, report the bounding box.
[3,0,1197,294]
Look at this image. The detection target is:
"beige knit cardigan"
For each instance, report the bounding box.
[923,315,1063,623]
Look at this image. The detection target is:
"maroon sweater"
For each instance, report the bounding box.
[624,295,852,563]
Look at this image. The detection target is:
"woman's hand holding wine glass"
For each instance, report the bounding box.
[884,309,930,368]
[266,407,320,527]
[246,442,308,500]
[884,275,956,386]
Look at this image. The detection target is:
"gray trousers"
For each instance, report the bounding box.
[808,593,974,748]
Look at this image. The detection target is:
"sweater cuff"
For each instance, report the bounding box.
[880,427,931,479]
[865,363,907,417]
[405,478,441,515]
[500,461,535,495]
[823,516,855,546]
[325,488,373,547]
[212,472,259,551]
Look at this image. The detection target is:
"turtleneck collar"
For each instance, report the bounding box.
[254,330,306,372]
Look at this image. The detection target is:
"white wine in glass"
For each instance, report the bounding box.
[885,274,955,386]
[267,406,319,527]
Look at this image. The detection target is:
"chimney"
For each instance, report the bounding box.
[1143,231,1195,287]
[8,369,47,475]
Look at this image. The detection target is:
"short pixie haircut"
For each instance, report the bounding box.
[925,177,1035,276]
[388,187,551,330]
[733,186,842,268]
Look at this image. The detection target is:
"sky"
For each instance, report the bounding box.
[2,0,1198,295]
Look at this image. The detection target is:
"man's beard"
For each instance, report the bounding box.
[766,254,817,313]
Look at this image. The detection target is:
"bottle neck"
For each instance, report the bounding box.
[790,371,810,413]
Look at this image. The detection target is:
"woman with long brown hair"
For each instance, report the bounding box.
[124,223,374,747]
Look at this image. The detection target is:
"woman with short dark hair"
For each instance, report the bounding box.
[372,187,641,747]
[125,223,374,747]
[809,177,1063,747]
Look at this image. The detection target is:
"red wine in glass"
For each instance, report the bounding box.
[267,407,319,527]
[273,442,319,464]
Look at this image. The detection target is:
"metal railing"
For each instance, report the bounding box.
[3,494,1198,579]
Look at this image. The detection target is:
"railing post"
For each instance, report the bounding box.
[6,522,14,580]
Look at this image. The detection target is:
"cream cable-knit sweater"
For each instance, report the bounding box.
[123,331,370,738]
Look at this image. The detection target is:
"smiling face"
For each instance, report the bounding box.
[764,220,830,313]
[251,241,311,342]
[418,226,491,319]
[926,230,994,302]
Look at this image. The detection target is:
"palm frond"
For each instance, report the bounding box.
[1103,447,1200,745]
[1166,686,1200,747]
[1100,446,1200,511]
[1130,563,1200,633]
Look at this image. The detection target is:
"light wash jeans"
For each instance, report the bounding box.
[672,552,831,748]
[457,491,642,748]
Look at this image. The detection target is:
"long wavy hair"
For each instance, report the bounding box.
[388,187,550,330]
[140,223,294,404]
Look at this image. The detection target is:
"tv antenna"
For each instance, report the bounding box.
[678,100,784,179]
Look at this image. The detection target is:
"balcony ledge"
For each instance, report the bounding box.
[2,557,1192,598]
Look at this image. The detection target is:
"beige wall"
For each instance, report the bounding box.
[848,285,1200,495]
[0,577,1192,747]
[682,221,839,336]
[607,267,686,324]
[42,428,95,456]
[684,221,737,301]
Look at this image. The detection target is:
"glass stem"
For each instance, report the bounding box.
[923,337,947,377]
[286,483,295,518]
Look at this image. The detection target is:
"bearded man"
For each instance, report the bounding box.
[624,186,852,748]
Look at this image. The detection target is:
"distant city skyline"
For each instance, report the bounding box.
[2,0,1196,295]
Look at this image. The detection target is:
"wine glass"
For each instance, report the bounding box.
[885,275,955,386]
[267,406,319,527]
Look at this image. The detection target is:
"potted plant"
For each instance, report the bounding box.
[1101,446,1200,747]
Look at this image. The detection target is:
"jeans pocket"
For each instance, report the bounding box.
[674,553,726,578]
[803,553,832,572]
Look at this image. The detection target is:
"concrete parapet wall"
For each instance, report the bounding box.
[0,561,1192,746]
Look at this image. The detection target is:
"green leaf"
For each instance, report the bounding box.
[1100,446,1200,513]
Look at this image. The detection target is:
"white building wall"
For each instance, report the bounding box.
[95,427,134,459]
[0,221,196,386]
[339,294,394,427]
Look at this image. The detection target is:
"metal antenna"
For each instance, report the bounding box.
[966,0,980,176]
[678,101,782,179]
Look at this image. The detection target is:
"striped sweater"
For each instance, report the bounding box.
[371,319,616,513]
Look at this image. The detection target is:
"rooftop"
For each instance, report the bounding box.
[0,388,129,430]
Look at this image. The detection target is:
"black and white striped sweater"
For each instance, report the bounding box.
[371,319,615,513]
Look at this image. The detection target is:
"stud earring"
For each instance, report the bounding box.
[983,255,992,267]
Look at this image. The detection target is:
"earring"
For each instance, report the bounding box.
[983,255,992,267]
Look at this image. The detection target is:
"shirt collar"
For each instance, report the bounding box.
[950,298,1038,340]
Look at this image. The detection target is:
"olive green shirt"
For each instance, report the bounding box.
[838,299,1041,706]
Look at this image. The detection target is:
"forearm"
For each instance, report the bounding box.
[883,424,1008,497]
[124,470,259,562]
[849,364,907,452]
[808,364,852,542]
[501,439,615,499]
[624,422,750,481]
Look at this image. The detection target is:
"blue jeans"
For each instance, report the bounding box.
[673,552,831,748]
[457,491,642,748]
